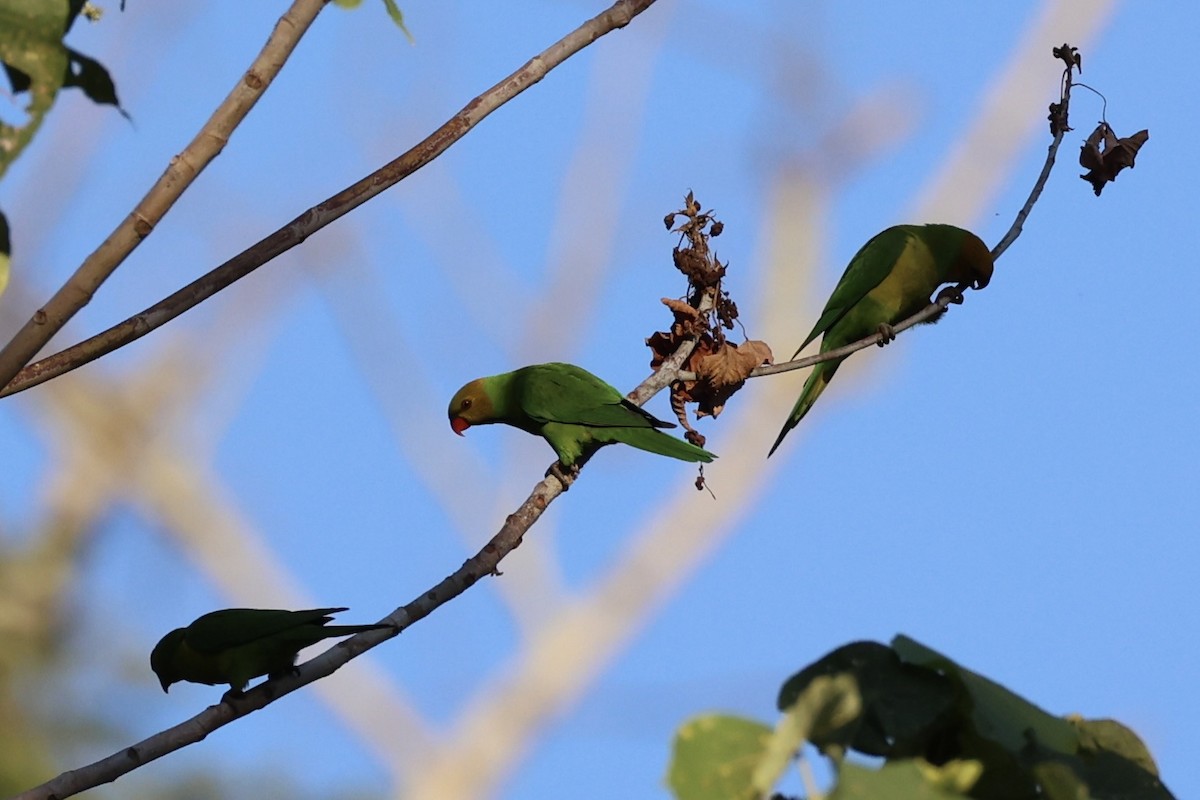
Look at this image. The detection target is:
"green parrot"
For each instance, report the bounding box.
[150,607,389,695]
[769,224,993,456]
[448,362,715,468]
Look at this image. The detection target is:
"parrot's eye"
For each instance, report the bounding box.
[461,398,473,410]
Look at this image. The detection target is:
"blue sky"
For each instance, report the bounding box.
[1,1,1195,798]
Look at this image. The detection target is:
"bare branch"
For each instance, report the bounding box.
[12,271,697,800]
[0,0,329,390]
[992,48,1078,260]
[744,286,969,380]
[0,0,662,399]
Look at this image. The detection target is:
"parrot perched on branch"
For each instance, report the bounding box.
[449,362,715,468]
[769,224,993,456]
[150,607,389,695]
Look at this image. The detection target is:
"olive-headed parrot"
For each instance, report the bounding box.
[769,224,993,456]
[448,362,715,468]
[151,607,389,695]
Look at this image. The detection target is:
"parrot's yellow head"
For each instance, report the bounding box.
[448,378,496,435]
[150,628,187,692]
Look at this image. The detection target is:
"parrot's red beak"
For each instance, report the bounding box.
[450,416,470,436]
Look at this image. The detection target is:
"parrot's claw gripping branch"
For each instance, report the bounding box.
[935,281,970,306]
[547,461,580,490]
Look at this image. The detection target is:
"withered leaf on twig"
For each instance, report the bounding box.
[1048,102,1069,136]
[690,339,773,420]
[650,192,767,442]
[696,340,772,388]
[661,297,700,322]
[1053,43,1081,73]
[1079,122,1149,196]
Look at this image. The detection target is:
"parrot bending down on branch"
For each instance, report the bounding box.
[449,362,715,469]
[769,224,994,456]
[150,607,389,695]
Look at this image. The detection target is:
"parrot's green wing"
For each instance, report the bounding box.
[795,226,913,356]
[516,363,671,430]
[185,608,347,653]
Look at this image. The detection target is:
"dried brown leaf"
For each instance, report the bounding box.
[647,330,683,371]
[673,246,715,286]
[688,339,773,420]
[1048,102,1069,136]
[661,297,701,321]
[738,339,774,368]
[696,340,771,386]
[1053,43,1081,72]
[1080,123,1149,196]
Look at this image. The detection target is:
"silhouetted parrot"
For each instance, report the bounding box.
[150,607,389,694]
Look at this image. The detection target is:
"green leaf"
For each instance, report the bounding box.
[892,635,1079,757]
[1071,717,1157,775]
[0,0,68,178]
[381,0,414,42]
[0,0,124,178]
[4,61,31,93]
[831,760,977,800]
[778,640,956,758]
[666,714,772,800]
[1046,719,1176,800]
[891,635,1177,799]
[754,673,861,793]
[64,46,127,116]
[1029,759,1091,800]
[331,0,414,43]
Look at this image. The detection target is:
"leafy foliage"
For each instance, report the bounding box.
[667,715,773,800]
[667,636,1174,800]
[0,0,124,297]
[0,0,125,178]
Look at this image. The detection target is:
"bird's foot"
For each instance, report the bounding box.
[936,282,967,305]
[875,323,897,347]
[220,687,247,704]
[546,461,578,489]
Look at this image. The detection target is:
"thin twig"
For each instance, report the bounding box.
[0,0,329,390]
[11,302,697,800]
[711,50,1079,385]
[743,288,965,380]
[992,55,1076,260]
[1,0,660,399]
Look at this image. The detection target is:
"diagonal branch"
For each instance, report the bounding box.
[0,0,329,389]
[0,0,662,399]
[11,326,699,800]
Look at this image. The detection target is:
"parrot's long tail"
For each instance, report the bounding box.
[611,429,716,463]
[767,359,841,457]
